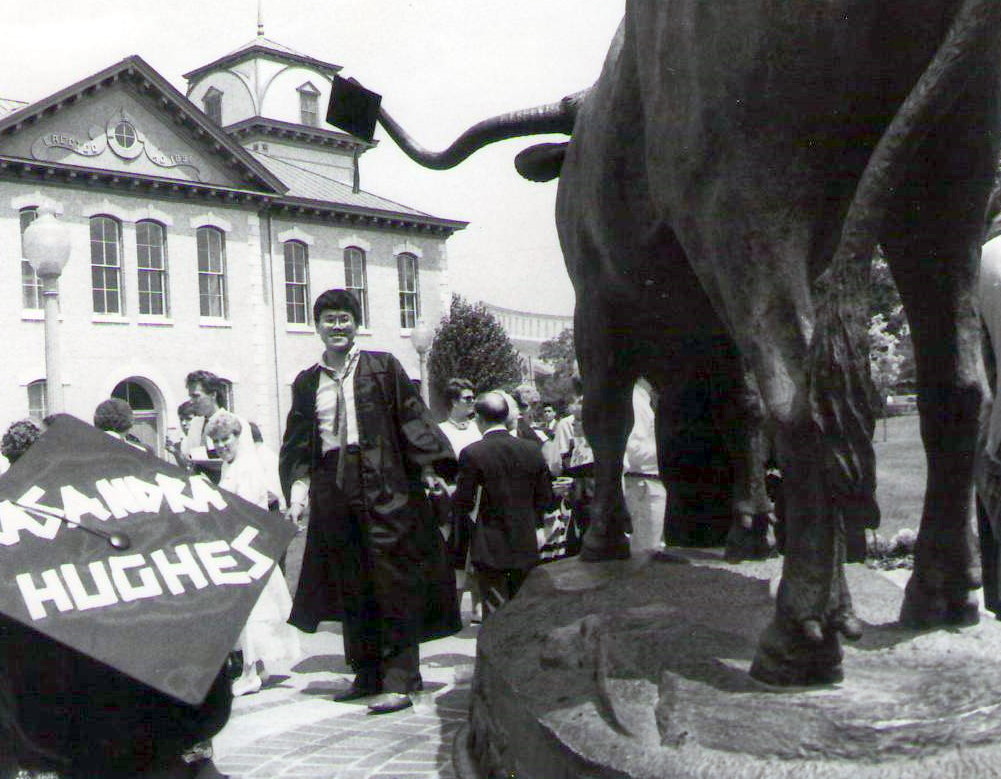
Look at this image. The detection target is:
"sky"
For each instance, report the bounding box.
[0,1,625,316]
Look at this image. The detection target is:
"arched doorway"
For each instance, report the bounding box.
[112,378,164,456]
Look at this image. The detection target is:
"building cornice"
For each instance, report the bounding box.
[0,154,275,207]
[0,154,469,237]
[225,117,374,154]
[270,196,468,238]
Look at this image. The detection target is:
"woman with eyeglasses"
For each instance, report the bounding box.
[438,378,481,457]
[437,377,485,623]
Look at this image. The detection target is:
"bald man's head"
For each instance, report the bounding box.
[474,391,509,426]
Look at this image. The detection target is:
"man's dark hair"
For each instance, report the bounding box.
[474,392,509,425]
[185,370,225,405]
[94,398,133,434]
[444,377,474,407]
[313,288,362,324]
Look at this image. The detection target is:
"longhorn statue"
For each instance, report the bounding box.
[332,0,1001,685]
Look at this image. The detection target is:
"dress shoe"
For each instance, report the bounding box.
[367,692,413,715]
[333,681,381,702]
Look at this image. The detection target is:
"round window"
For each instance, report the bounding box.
[113,121,136,149]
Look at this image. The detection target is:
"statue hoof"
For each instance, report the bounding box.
[899,581,981,630]
[836,613,864,641]
[724,513,772,564]
[749,618,843,687]
[579,530,631,562]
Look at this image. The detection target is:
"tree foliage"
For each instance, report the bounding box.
[427,295,523,407]
[869,251,915,392]
[536,327,579,407]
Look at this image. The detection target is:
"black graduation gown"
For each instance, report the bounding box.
[279,350,461,643]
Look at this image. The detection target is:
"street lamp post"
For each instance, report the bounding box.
[410,319,434,407]
[23,209,71,415]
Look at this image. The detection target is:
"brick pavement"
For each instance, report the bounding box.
[210,566,478,779]
[208,529,478,778]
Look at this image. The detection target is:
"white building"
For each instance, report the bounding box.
[483,303,573,386]
[0,36,465,455]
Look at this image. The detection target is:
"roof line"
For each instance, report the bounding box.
[183,43,342,82]
[255,150,442,219]
[224,116,374,151]
[0,55,288,195]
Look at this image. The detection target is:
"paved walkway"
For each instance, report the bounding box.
[212,624,477,778]
[210,534,478,778]
[208,537,970,778]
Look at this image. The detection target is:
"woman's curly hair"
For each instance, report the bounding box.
[1,419,43,464]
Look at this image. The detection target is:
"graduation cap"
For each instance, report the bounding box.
[327,74,383,142]
[0,414,295,705]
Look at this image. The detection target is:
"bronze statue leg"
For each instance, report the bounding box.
[881,83,999,628]
[575,301,638,562]
[687,230,866,685]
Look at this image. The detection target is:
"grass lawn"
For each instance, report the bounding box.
[873,413,925,540]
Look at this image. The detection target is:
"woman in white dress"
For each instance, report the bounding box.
[205,411,301,696]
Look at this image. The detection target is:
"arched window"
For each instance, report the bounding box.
[397,252,420,328]
[343,246,369,327]
[284,240,310,324]
[27,379,47,420]
[197,226,227,318]
[136,220,169,316]
[203,88,222,124]
[112,379,163,455]
[19,207,40,309]
[91,215,123,314]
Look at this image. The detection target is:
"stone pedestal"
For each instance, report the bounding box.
[464,551,1001,778]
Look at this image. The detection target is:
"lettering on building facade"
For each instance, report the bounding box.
[31,109,203,179]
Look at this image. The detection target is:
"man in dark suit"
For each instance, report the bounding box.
[452,392,557,618]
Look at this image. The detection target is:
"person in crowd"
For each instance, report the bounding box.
[510,388,546,444]
[168,400,198,470]
[452,392,556,619]
[250,421,284,513]
[562,397,595,542]
[206,411,299,697]
[622,378,667,555]
[178,400,197,437]
[975,201,1001,617]
[93,397,148,452]
[182,370,253,483]
[280,288,460,715]
[437,377,484,623]
[554,379,584,473]
[438,377,480,456]
[540,403,558,438]
[1,418,43,467]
